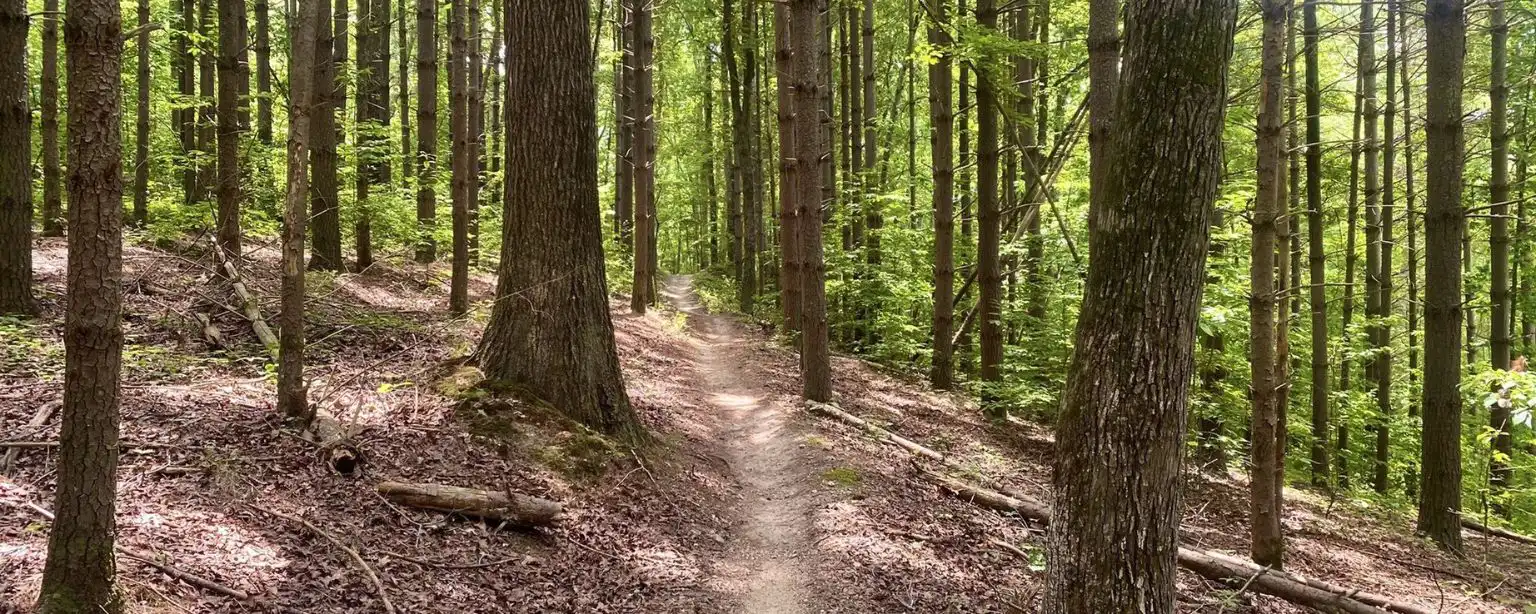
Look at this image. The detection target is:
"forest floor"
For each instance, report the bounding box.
[2,237,1536,613]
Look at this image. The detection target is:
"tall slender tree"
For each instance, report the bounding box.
[1045,0,1237,610]
[397,0,410,181]
[775,1,801,333]
[415,0,438,263]
[278,0,319,421]
[1374,0,1398,495]
[355,0,393,270]
[448,0,468,314]
[132,0,150,227]
[791,0,831,402]
[40,0,63,237]
[1361,0,1382,494]
[481,0,644,442]
[217,0,247,257]
[1304,0,1331,488]
[37,0,126,607]
[631,0,656,314]
[929,0,955,390]
[197,0,215,201]
[0,0,32,315]
[616,0,635,247]
[309,0,344,271]
[1086,0,1118,225]
[1250,0,1288,570]
[1489,0,1515,509]
[255,0,273,143]
[1419,0,1465,553]
[976,0,1003,416]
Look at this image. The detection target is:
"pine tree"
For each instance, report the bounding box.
[0,0,33,315]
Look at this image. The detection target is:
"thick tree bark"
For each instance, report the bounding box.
[1043,0,1236,611]
[1250,0,1287,570]
[1304,0,1331,489]
[278,0,318,422]
[957,0,972,244]
[41,0,63,236]
[0,0,31,316]
[479,0,644,442]
[37,0,126,608]
[1418,0,1465,553]
[1488,0,1515,510]
[255,0,273,144]
[792,0,831,402]
[131,0,150,227]
[448,0,468,314]
[774,3,800,333]
[929,0,955,390]
[724,0,745,286]
[217,0,246,258]
[631,0,656,314]
[308,0,344,272]
[414,0,438,263]
[976,0,1002,415]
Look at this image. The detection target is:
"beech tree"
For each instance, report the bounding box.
[37,0,126,607]
[479,0,643,441]
[1044,0,1236,610]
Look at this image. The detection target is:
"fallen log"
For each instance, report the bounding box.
[194,312,226,350]
[1463,518,1536,546]
[303,412,362,475]
[2,400,60,474]
[812,401,1438,614]
[210,241,279,360]
[376,481,565,528]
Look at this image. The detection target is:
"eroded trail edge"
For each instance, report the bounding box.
[661,275,812,614]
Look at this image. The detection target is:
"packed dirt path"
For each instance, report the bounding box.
[661,275,813,614]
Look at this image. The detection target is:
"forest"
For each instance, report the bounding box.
[2,0,1536,611]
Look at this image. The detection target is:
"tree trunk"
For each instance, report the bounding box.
[465,0,482,268]
[308,0,344,272]
[198,0,215,203]
[0,0,32,316]
[1488,0,1515,511]
[1362,0,1382,496]
[724,0,745,287]
[255,0,273,144]
[774,2,800,333]
[1250,0,1287,570]
[37,0,125,607]
[414,0,438,263]
[631,0,655,314]
[791,0,831,402]
[480,0,644,442]
[976,0,1003,416]
[1043,0,1236,611]
[929,0,955,390]
[615,0,634,248]
[1374,0,1398,496]
[355,0,392,271]
[278,0,319,421]
[1418,0,1465,553]
[860,0,878,270]
[704,50,718,267]
[448,0,468,314]
[1402,0,1420,499]
[132,0,150,227]
[1086,0,1118,227]
[41,0,63,236]
[396,0,410,182]
[1304,0,1331,489]
[216,0,246,258]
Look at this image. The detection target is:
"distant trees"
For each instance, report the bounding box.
[479,0,644,441]
[0,0,32,315]
[1045,0,1236,611]
[38,0,126,609]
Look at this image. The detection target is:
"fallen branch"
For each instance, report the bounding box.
[210,240,279,360]
[1462,518,1536,546]
[379,550,527,570]
[2,400,61,474]
[810,402,1438,614]
[376,481,564,528]
[248,503,397,614]
[304,411,362,475]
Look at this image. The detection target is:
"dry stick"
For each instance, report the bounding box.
[248,503,398,614]
[2,400,61,473]
[807,401,1438,614]
[1461,518,1536,546]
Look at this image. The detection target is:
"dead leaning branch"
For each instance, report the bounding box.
[209,238,279,359]
[806,401,1437,614]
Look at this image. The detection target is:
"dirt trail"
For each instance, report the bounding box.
[660,275,813,614]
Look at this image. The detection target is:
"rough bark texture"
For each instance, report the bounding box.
[396,0,410,182]
[1418,0,1465,553]
[1086,0,1118,228]
[37,0,126,608]
[309,0,343,272]
[479,0,644,442]
[976,0,1002,414]
[41,0,64,236]
[1488,0,1515,507]
[217,0,245,258]
[278,0,318,422]
[1043,1,1236,612]
[0,0,33,315]
[448,0,468,314]
[928,0,955,390]
[1304,0,1331,488]
[414,0,438,263]
[630,0,656,314]
[792,0,831,402]
[1249,0,1287,570]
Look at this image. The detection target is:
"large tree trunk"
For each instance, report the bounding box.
[1361,0,1382,496]
[414,0,438,263]
[37,0,125,608]
[791,0,831,403]
[630,0,656,314]
[217,0,246,258]
[278,0,319,422]
[928,0,955,390]
[479,0,644,442]
[255,0,273,144]
[1043,0,1236,611]
[175,0,194,205]
[1418,0,1466,553]
[41,0,63,236]
[1304,0,1331,489]
[774,2,800,333]
[447,0,468,314]
[131,0,150,227]
[1488,0,1515,511]
[0,0,32,316]
[976,0,1002,416]
[1249,0,1287,570]
[724,0,745,287]
[308,0,343,272]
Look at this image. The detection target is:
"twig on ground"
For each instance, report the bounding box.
[248,503,398,614]
[379,550,527,570]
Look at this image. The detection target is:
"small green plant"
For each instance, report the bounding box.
[821,467,862,487]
